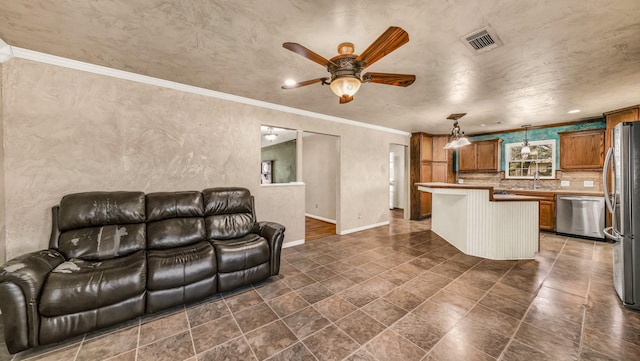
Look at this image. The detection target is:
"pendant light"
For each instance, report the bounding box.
[443,113,471,149]
[521,125,531,154]
[264,127,278,141]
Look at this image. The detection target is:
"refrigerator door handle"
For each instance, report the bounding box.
[603,147,615,214]
[603,226,621,241]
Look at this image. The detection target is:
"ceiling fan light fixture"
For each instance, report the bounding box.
[329,76,361,98]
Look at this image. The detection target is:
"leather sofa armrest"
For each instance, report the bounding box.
[0,249,66,351]
[254,222,285,275]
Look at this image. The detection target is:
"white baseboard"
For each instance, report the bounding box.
[304,213,336,224]
[339,221,390,235]
[282,239,305,248]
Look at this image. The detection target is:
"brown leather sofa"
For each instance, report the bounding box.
[0,187,285,354]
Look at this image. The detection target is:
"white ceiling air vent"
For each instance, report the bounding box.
[460,25,503,54]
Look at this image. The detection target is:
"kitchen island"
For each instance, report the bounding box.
[417,182,543,260]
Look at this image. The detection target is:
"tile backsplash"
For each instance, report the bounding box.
[458,170,603,192]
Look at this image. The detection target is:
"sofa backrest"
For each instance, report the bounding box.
[56,192,146,260]
[202,187,255,240]
[145,191,206,249]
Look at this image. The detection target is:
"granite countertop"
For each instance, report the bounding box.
[416,183,546,202]
[415,182,604,200]
[494,188,604,196]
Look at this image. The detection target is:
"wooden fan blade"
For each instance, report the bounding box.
[356,27,409,68]
[283,43,336,67]
[363,72,416,87]
[281,77,328,89]
[339,95,354,104]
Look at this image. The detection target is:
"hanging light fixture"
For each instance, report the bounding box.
[521,125,531,154]
[328,43,362,104]
[443,113,471,149]
[264,127,278,141]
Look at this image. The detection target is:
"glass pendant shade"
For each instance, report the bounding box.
[521,144,531,154]
[330,76,361,97]
[264,127,278,141]
[456,137,471,147]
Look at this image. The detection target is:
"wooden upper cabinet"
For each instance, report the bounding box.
[458,139,502,172]
[458,144,476,171]
[476,140,501,171]
[559,129,605,170]
[421,134,433,162]
[604,105,639,151]
[432,136,449,162]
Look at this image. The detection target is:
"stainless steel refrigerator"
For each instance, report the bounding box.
[603,121,640,309]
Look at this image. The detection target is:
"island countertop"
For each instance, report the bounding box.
[416,182,604,198]
[415,182,545,202]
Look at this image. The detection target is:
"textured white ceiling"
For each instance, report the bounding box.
[1,1,639,134]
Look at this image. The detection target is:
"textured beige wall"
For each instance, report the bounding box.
[0,62,5,265]
[303,133,338,220]
[2,58,408,259]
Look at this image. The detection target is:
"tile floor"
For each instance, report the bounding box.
[1,212,640,361]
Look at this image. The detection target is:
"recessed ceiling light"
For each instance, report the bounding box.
[284,79,296,86]
[480,124,486,127]
[568,109,581,114]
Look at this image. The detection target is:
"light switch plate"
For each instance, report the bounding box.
[584,180,594,187]
[561,180,570,187]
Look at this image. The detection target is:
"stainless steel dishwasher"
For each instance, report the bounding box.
[556,195,605,240]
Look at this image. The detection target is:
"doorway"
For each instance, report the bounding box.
[389,144,407,212]
[302,132,340,240]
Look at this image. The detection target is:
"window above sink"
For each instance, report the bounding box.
[505,139,556,179]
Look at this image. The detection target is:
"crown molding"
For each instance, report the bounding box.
[8,46,410,137]
[0,38,13,63]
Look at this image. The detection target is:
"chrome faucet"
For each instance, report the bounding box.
[533,170,541,190]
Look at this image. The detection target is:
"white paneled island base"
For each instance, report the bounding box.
[418,183,540,260]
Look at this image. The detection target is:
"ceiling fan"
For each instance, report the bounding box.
[281,26,416,104]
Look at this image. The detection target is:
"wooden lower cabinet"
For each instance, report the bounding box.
[539,200,556,232]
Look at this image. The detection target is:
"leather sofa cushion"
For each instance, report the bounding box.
[39,250,146,317]
[218,262,270,292]
[203,187,252,215]
[58,192,145,232]
[212,234,269,273]
[147,241,216,290]
[147,218,206,249]
[146,191,204,222]
[203,188,254,240]
[58,223,146,260]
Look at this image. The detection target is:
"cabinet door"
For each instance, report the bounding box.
[432,136,448,162]
[476,141,500,171]
[458,144,476,171]
[432,162,448,182]
[421,134,433,162]
[605,107,639,151]
[420,162,432,217]
[559,130,605,170]
[539,200,555,231]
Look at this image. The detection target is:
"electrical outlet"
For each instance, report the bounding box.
[458,179,464,184]
[358,213,362,219]
[315,203,318,208]
[584,180,594,187]
[561,180,570,187]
